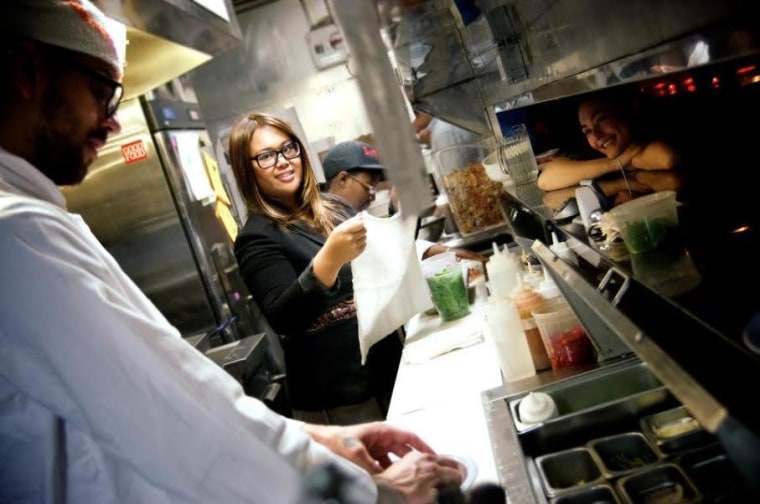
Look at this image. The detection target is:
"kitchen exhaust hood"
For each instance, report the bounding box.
[371,0,758,136]
[96,0,243,99]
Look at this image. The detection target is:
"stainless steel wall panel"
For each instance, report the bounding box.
[63,98,218,335]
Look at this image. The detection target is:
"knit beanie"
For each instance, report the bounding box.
[3,0,127,79]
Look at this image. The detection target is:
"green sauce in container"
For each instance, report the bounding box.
[622,217,675,254]
[426,267,471,322]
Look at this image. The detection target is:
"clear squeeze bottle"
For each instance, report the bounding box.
[485,296,536,383]
[536,267,563,304]
[512,274,551,371]
[550,232,578,266]
[485,242,518,299]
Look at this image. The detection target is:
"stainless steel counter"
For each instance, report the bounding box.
[481,362,610,503]
[480,356,757,503]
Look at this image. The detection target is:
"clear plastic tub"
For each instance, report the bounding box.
[420,252,470,322]
[531,299,595,370]
[607,191,679,254]
[432,141,507,236]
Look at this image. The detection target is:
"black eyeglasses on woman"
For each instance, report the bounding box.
[250,141,301,169]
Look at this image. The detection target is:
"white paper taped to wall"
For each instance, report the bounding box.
[172,130,215,202]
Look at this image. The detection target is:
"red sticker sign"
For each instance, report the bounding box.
[121,140,148,164]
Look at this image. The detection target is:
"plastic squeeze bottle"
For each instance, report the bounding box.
[485,296,536,383]
[536,267,563,303]
[512,274,552,371]
[485,242,518,299]
[550,232,578,266]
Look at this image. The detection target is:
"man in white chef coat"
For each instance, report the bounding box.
[0,1,463,502]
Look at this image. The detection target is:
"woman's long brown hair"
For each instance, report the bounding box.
[228,112,340,235]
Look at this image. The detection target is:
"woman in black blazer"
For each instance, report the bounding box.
[228,113,402,425]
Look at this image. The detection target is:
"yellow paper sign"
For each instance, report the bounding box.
[215,202,238,242]
[202,150,231,206]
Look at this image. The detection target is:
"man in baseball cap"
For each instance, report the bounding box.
[322,140,387,212]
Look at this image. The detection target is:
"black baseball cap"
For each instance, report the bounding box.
[322,141,386,180]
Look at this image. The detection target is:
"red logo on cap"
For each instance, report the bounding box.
[363,146,377,158]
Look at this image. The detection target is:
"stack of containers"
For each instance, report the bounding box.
[484,243,536,382]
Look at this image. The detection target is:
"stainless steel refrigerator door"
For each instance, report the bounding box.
[149,127,246,341]
[63,98,218,335]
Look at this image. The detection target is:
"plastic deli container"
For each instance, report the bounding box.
[532,299,595,370]
[607,191,679,254]
[420,252,470,322]
[432,141,507,236]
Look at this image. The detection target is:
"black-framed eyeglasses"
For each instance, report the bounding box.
[347,173,377,196]
[69,59,124,118]
[250,141,301,169]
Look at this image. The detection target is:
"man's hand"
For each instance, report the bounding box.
[303,421,435,474]
[374,451,464,504]
[303,422,465,503]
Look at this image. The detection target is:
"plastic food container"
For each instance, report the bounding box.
[432,141,507,236]
[420,252,470,322]
[607,191,679,254]
[531,299,595,370]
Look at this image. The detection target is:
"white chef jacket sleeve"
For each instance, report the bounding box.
[0,201,376,503]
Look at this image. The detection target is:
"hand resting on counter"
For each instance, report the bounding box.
[303,421,465,503]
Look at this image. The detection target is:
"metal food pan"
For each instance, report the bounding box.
[639,406,712,455]
[509,361,663,433]
[588,432,661,478]
[511,363,678,457]
[677,444,755,502]
[550,483,621,504]
[616,463,701,504]
[536,447,605,497]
